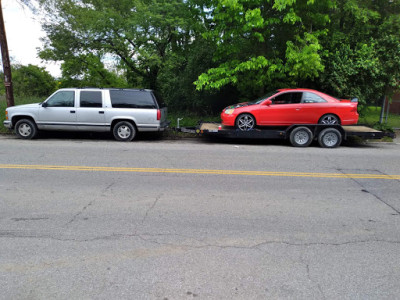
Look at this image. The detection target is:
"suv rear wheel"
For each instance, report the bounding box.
[113,121,136,141]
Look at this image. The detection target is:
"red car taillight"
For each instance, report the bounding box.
[157,109,161,120]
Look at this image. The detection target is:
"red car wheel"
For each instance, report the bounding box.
[319,114,340,125]
[236,114,256,131]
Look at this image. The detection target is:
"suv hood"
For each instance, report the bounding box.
[8,103,41,110]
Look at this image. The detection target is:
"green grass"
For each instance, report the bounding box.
[167,111,220,128]
[358,106,400,129]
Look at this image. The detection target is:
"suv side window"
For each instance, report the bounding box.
[46,91,75,107]
[80,91,103,108]
[110,90,157,109]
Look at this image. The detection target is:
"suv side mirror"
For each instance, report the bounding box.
[265,100,272,106]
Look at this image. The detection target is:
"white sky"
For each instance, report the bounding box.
[2,0,62,77]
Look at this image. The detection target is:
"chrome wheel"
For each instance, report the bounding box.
[318,128,342,148]
[294,130,310,145]
[113,121,136,141]
[15,119,38,139]
[322,132,338,147]
[289,126,313,147]
[117,125,131,139]
[319,114,340,125]
[236,114,255,131]
[18,123,32,137]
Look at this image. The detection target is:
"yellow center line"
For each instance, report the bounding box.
[0,164,399,180]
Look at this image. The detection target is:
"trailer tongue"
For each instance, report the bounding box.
[196,123,387,148]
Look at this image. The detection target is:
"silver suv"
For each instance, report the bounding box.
[3,88,168,141]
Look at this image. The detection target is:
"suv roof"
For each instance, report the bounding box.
[63,87,153,92]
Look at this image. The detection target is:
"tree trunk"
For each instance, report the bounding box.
[0,0,15,107]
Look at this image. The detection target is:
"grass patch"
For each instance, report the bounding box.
[167,111,220,128]
[359,106,400,129]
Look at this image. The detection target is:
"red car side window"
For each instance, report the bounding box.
[272,92,302,104]
[301,92,327,103]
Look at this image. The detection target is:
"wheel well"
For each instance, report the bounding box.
[236,113,257,125]
[111,119,137,131]
[12,116,36,127]
[319,113,341,123]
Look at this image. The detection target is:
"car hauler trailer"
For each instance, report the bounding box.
[193,123,387,148]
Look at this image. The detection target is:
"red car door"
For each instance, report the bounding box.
[258,92,303,125]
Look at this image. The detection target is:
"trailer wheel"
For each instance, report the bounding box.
[289,127,313,147]
[318,128,342,148]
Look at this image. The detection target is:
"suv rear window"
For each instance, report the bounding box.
[110,90,157,109]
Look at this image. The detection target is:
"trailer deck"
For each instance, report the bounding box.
[195,123,387,148]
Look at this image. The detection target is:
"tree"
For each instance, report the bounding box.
[38,0,198,91]
[317,0,400,110]
[12,64,56,97]
[194,0,333,99]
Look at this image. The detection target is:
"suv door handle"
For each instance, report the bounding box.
[99,111,105,114]
[70,110,76,113]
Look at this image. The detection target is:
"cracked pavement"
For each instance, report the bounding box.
[1,137,400,299]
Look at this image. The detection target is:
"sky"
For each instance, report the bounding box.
[2,0,61,77]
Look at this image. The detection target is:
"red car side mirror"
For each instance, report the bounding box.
[265,100,272,106]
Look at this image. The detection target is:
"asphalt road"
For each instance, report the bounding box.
[1,133,400,299]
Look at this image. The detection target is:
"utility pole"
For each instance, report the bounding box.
[0,0,15,107]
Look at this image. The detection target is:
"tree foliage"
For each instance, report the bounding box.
[36,0,400,112]
[318,0,400,109]
[194,0,333,99]
[1,64,56,97]
[39,0,198,90]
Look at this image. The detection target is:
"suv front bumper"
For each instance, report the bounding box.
[3,120,12,129]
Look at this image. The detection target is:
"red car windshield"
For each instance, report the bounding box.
[249,90,279,104]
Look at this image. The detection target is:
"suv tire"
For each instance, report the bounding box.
[113,121,136,141]
[15,119,38,139]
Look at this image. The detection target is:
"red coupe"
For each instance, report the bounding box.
[221,88,359,131]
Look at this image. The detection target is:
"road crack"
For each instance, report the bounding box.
[64,182,115,226]
[337,168,400,215]
[141,194,163,225]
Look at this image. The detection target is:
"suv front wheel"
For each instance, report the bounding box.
[113,121,136,141]
[15,119,38,139]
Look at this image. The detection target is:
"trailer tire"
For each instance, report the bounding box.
[289,126,313,147]
[318,128,342,148]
